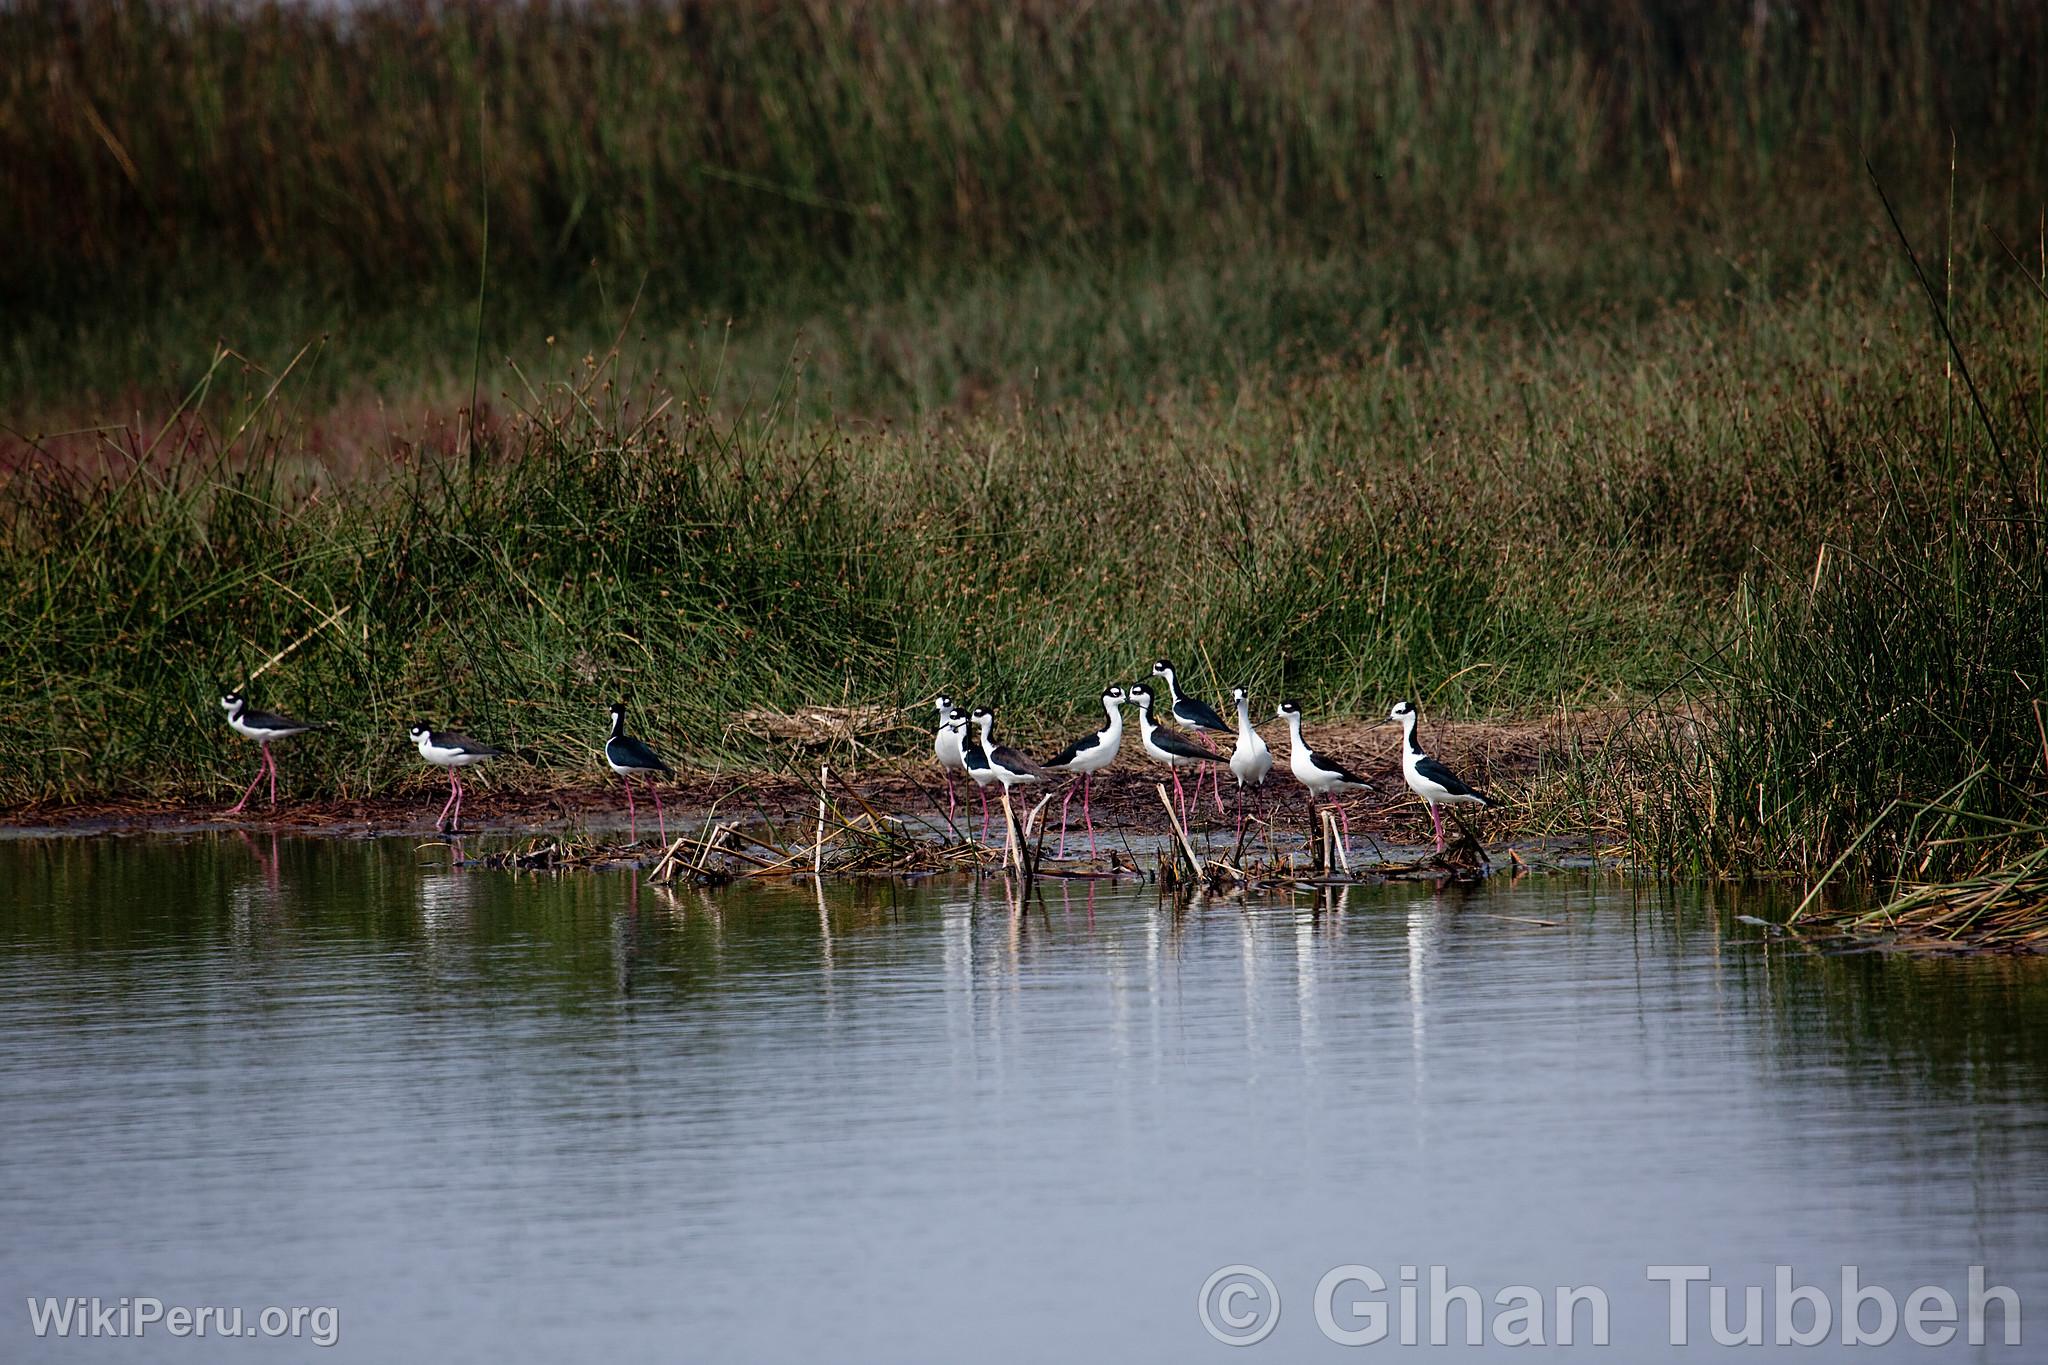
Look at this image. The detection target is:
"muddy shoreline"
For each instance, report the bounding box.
[0,717,1577,842]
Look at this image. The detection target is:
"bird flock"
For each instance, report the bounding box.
[219,659,1494,860]
[220,690,666,838]
[933,660,1494,865]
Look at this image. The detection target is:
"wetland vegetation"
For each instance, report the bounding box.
[1,2,2043,937]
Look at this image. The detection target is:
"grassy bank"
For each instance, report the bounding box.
[1,1,2043,914]
[3,251,2041,817]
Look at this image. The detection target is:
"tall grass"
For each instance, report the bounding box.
[1587,235,2047,885]
[5,0,2047,413]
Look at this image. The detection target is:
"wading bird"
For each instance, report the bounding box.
[932,694,968,823]
[219,691,321,815]
[409,724,506,833]
[1129,683,1226,832]
[1043,685,1127,859]
[1151,659,1230,813]
[1227,686,1273,846]
[959,709,997,844]
[1276,700,1374,864]
[604,701,673,844]
[1389,700,1494,853]
[972,709,1044,856]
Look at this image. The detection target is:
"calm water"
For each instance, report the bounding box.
[2,834,2044,1361]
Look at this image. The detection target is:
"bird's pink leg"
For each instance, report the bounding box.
[1209,762,1225,815]
[623,778,637,841]
[264,744,280,808]
[1084,773,1098,859]
[1430,804,1445,853]
[946,773,957,823]
[652,783,667,844]
[979,785,990,845]
[227,749,266,816]
[437,770,459,831]
[1235,783,1245,846]
[1058,780,1076,859]
[1171,768,1188,832]
[1338,803,1353,866]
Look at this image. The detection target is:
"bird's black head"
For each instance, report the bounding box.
[408,723,433,742]
[934,693,954,713]
[1389,700,1417,723]
[970,705,993,722]
[1231,685,1249,704]
[947,707,967,723]
[219,690,244,712]
[1277,699,1303,719]
[1102,685,1126,703]
[1128,683,1155,706]
[1150,659,1174,677]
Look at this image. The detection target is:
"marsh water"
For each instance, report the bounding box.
[2,834,2044,1361]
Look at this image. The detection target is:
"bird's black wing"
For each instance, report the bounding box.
[1155,727,1226,762]
[1308,749,1371,786]
[242,707,318,732]
[992,743,1047,777]
[606,734,673,773]
[438,732,506,757]
[1044,731,1102,770]
[1415,753,1489,803]
[1175,697,1231,732]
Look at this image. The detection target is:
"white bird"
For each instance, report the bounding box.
[1151,658,1230,814]
[1128,682,1226,832]
[932,693,968,822]
[604,701,673,844]
[408,723,506,833]
[1227,685,1273,845]
[1275,699,1373,864]
[1043,685,1127,860]
[958,708,998,844]
[218,690,321,815]
[971,707,1044,858]
[1389,700,1495,853]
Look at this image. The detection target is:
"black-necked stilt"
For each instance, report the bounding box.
[932,693,968,823]
[1151,658,1231,814]
[605,701,673,844]
[1128,682,1225,831]
[971,706,1044,858]
[1043,685,1127,859]
[409,724,505,832]
[218,691,320,815]
[1276,699,1374,862]
[1227,685,1274,845]
[1389,700,1495,853]
[958,708,997,843]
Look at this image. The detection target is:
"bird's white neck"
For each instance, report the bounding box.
[1100,695,1124,737]
[977,714,995,744]
[1399,711,1422,753]
[1157,669,1183,703]
[1236,695,1254,738]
